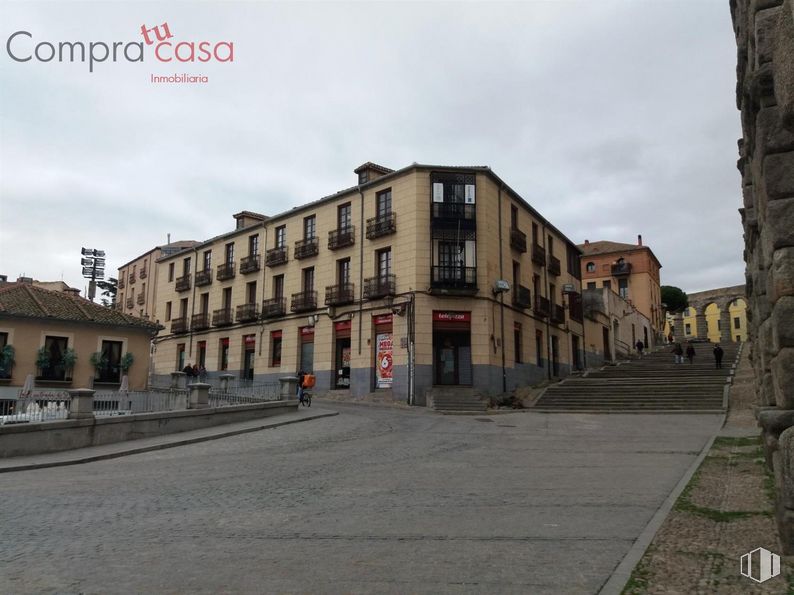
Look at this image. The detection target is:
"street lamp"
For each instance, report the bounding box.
[81,247,105,302]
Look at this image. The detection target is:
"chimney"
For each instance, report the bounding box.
[17,276,33,284]
[584,239,590,246]
[637,234,643,246]
[167,233,171,245]
[64,288,81,297]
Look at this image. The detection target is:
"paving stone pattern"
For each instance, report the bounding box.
[0,405,720,594]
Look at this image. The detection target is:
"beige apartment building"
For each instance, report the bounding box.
[578,236,663,346]
[150,163,584,405]
[117,240,198,319]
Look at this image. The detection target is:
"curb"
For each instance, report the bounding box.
[596,413,725,595]
[0,411,339,474]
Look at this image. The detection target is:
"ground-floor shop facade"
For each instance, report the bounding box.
[151,293,584,406]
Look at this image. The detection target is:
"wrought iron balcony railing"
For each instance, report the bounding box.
[136,293,145,305]
[216,262,236,281]
[328,226,355,250]
[291,290,318,312]
[363,274,396,299]
[175,274,191,292]
[431,202,476,226]
[548,255,561,276]
[240,254,261,274]
[212,308,234,326]
[294,237,319,260]
[191,312,210,331]
[128,272,136,284]
[325,283,355,306]
[195,269,212,287]
[512,285,531,309]
[430,266,477,290]
[118,278,125,289]
[125,297,134,309]
[551,303,566,324]
[534,295,550,317]
[531,244,546,266]
[236,302,259,322]
[366,212,396,239]
[266,246,288,267]
[139,268,147,279]
[261,297,286,318]
[171,317,188,334]
[611,262,633,276]
[510,228,527,253]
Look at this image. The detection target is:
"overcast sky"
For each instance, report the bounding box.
[0,1,742,296]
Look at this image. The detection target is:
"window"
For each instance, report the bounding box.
[302,267,315,292]
[168,262,175,282]
[246,281,257,304]
[179,298,188,318]
[222,287,232,310]
[549,283,556,306]
[249,234,259,256]
[275,225,286,248]
[376,189,392,217]
[97,340,123,383]
[270,331,282,366]
[0,332,9,378]
[200,293,209,314]
[338,203,352,229]
[510,205,518,229]
[587,282,597,290]
[203,250,212,271]
[358,170,369,184]
[603,280,611,290]
[586,262,596,273]
[514,323,523,364]
[734,317,741,329]
[431,173,475,204]
[377,248,392,278]
[338,258,351,285]
[224,242,234,265]
[220,338,229,370]
[531,223,539,246]
[177,343,186,370]
[40,336,69,380]
[512,261,520,287]
[618,278,628,299]
[685,323,692,335]
[547,235,554,257]
[197,341,207,368]
[273,275,284,298]
[303,215,316,240]
[165,301,172,321]
[535,330,543,367]
[182,257,191,275]
[718,320,722,331]
[567,245,581,279]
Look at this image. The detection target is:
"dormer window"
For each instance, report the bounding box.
[586,262,596,272]
[359,171,369,184]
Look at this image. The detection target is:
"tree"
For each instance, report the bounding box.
[661,286,688,313]
[97,277,118,307]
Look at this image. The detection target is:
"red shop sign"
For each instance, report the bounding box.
[244,335,256,346]
[300,326,315,337]
[373,314,393,325]
[433,311,471,322]
[335,320,352,331]
[271,330,282,339]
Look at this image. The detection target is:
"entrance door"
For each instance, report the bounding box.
[551,335,560,377]
[335,338,351,388]
[243,348,255,381]
[571,335,580,371]
[603,327,611,361]
[433,331,472,385]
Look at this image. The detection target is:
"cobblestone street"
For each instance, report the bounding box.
[0,405,721,594]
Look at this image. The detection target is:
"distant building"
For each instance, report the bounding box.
[117,240,198,320]
[664,285,747,343]
[582,287,654,366]
[0,279,160,399]
[578,236,663,343]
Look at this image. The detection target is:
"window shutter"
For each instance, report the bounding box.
[465,184,476,204]
[433,183,444,203]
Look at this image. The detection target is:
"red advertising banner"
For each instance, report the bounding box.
[373,314,393,326]
[244,334,256,346]
[335,320,352,331]
[300,326,315,337]
[433,311,471,322]
[375,332,393,388]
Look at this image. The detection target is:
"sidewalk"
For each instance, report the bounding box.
[617,347,791,594]
[0,408,338,474]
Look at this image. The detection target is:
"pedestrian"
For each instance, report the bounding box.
[635,339,644,357]
[672,343,684,364]
[713,344,724,369]
[192,363,199,378]
[296,370,305,403]
[199,364,207,381]
[668,332,674,344]
[182,362,193,376]
[686,343,696,364]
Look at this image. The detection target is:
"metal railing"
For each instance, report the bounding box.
[531,244,546,266]
[291,290,318,312]
[266,246,288,267]
[262,297,286,318]
[548,255,561,276]
[328,226,355,250]
[366,212,396,239]
[236,302,259,322]
[217,262,236,281]
[551,303,566,324]
[213,308,234,326]
[240,254,261,274]
[195,269,213,287]
[191,312,210,331]
[534,295,550,317]
[294,237,319,259]
[611,262,632,276]
[513,285,531,309]
[171,317,188,334]
[430,266,477,290]
[510,228,527,253]
[1,391,70,424]
[208,383,280,407]
[325,283,355,306]
[363,274,396,299]
[431,202,476,223]
[175,274,191,292]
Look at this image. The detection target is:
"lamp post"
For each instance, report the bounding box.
[81,247,105,302]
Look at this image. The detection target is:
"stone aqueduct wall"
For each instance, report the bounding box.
[671,285,746,343]
[731,0,794,552]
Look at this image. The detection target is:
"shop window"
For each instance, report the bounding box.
[270,331,282,367]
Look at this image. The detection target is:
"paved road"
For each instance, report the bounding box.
[0,405,722,594]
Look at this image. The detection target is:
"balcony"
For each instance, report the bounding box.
[125,296,134,309]
[431,202,476,229]
[430,266,477,292]
[266,246,288,267]
[551,304,566,324]
[240,254,261,274]
[325,283,355,306]
[363,274,396,300]
[512,285,531,309]
[118,278,125,289]
[291,290,318,313]
[236,302,259,322]
[510,228,527,253]
[171,317,188,334]
[328,226,355,250]
[548,255,561,276]
[195,269,212,287]
[261,297,286,318]
[611,262,633,276]
[191,312,210,331]
[139,268,147,279]
[531,244,546,266]
[136,292,145,305]
[216,262,236,281]
[175,274,191,292]
[294,237,319,260]
[534,295,550,317]
[569,292,583,323]
[366,212,396,239]
[212,308,234,326]
[128,272,136,284]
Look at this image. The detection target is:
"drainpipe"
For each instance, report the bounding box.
[542,222,551,380]
[498,185,507,394]
[188,246,198,358]
[408,291,416,405]
[357,186,365,356]
[259,221,268,356]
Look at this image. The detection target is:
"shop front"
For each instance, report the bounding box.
[334,320,351,388]
[432,311,472,385]
[299,326,314,373]
[373,314,393,389]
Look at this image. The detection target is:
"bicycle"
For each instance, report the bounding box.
[299,389,312,407]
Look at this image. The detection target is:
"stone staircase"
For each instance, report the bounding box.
[428,387,488,413]
[533,341,742,413]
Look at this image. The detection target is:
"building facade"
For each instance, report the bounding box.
[150,163,585,405]
[578,236,663,344]
[117,240,198,320]
[582,287,654,366]
[663,285,748,343]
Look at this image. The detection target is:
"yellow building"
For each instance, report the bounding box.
[664,285,747,343]
[149,163,585,405]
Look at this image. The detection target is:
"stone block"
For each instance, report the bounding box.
[772,349,794,407]
[755,7,782,65]
[771,248,794,300]
[774,0,794,131]
[763,371,778,405]
[772,296,794,348]
[765,430,780,468]
[757,107,794,156]
[763,152,794,199]
[760,407,794,436]
[743,184,756,209]
[768,197,794,248]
